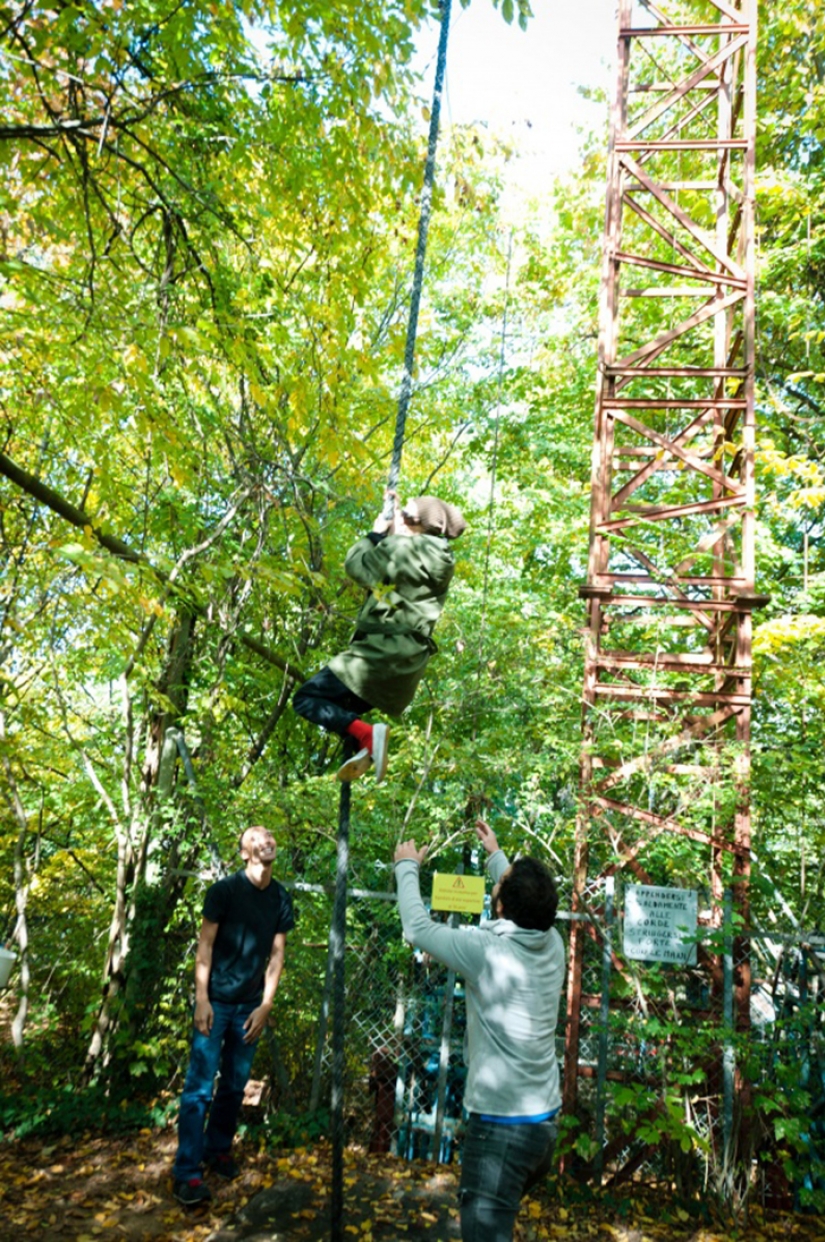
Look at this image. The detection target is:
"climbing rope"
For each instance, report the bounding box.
[385,0,454,503]
[331,6,454,1240]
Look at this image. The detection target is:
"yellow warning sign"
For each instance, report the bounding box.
[431,873,486,914]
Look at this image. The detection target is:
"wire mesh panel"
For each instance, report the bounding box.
[260,871,825,1205]
[275,883,469,1158]
[562,884,825,1207]
[272,881,571,1163]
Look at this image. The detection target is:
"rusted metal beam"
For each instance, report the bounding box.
[620,25,748,39]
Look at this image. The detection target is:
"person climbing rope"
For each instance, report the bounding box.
[293,491,466,783]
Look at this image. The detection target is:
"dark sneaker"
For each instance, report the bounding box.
[173,1177,212,1207]
[336,746,372,782]
[371,723,390,784]
[205,1152,240,1181]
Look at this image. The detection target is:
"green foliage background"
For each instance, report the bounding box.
[0,0,824,1210]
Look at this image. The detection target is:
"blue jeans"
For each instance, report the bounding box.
[459,1114,558,1242]
[173,1001,259,1181]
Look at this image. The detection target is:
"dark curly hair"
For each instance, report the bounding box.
[497,858,558,931]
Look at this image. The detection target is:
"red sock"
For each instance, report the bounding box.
[346,719,373,752]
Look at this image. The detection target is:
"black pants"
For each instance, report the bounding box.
[292,667,373,738]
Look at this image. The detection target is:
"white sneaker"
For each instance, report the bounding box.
[372,723,390,784]
[336,747,372,782]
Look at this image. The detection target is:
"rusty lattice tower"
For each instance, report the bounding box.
[564,0,762,1123]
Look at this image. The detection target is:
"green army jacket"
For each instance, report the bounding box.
[328,533,456,717]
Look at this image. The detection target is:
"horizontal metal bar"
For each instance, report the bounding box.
[602,616,704,629]
[603,575,746,585]
[630,85,719,95]
[605,366,746,377]
[627,180,718,189]
[606,594,739,611]
[617,139,748,151]
[593,685,750,705]
[596,655,748,675]
[622,287,724,297]
[620,24,748,37]
[605,398,747,409]
[284,880,398,902]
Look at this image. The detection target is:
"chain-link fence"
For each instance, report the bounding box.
[564,875,825,1207]
[250,868,823,1211]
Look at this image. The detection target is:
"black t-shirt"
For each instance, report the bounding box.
[203,870,296,1004]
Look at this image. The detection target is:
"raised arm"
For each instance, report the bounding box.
[393,840,487,981]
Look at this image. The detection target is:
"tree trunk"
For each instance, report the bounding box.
[84,609,197,1079]
[0,711,35,1051]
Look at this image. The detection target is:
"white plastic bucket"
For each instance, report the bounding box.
[0,946,16,989]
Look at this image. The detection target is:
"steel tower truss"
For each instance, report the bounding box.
[564,0,762,1121]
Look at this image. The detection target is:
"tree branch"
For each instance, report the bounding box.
[0,448,149,567]
[0,447,305,681]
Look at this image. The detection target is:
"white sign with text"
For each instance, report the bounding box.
[623,885,698,966]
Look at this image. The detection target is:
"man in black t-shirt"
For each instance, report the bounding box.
[172,826,295,1207]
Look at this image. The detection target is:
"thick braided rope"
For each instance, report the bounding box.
[386,0,453,505]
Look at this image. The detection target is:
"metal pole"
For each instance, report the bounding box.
[432,953,456,1163]
[432,898,462,1163]
[330,777,351,1242]
[309,939,334,1114]
[594,877,614,1182]
[433,846,473,1160]
[393,977,409,1154]
[722,889,735,1169]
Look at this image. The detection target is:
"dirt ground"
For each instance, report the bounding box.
[0,1131,461,1242]
[2,1126,825,1242]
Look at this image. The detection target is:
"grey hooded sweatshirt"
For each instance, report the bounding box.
[394,849,565,1118]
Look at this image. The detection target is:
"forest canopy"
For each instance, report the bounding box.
[0,0,824,1201]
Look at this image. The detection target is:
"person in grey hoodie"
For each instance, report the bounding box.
[394,818,565,1242]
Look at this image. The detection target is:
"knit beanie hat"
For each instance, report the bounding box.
[411,496,466,540]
